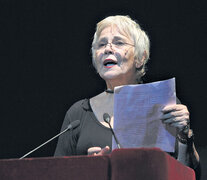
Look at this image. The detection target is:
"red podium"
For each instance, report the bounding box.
[0,148,195,180]
[110,148,195,180]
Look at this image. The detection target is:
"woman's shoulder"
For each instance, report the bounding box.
[66,99,91,115]
[60,99,91,128]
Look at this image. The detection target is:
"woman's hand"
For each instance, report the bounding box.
[161,104,190,134]
[87,146,110,156]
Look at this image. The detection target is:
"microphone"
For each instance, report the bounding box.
[103,113,122,149]
[20,120,80,159]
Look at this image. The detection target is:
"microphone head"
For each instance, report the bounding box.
[103,113,111,124]
[68,120,80,129]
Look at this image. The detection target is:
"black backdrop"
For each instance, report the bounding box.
[0,0,206,161]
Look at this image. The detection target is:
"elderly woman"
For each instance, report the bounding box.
[54,15,199,171]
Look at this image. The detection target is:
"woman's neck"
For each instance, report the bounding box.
[105,78,138,90]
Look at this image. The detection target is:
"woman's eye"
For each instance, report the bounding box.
[114,41,124,46]
[98,43,106,48]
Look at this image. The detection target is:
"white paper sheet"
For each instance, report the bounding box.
[113,78,176,152]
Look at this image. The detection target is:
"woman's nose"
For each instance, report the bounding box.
[104,43,114,54]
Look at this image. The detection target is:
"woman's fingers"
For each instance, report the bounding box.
[162,104,188,113]
[87,147,102,155]
[97,146,110,155]
[87,146,110,156]
[161,104,190,131]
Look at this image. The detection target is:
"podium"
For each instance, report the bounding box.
[0,148,195,180]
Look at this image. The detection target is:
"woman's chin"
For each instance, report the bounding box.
[99,72,121,81]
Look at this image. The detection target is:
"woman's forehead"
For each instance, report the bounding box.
[98,25,132,41]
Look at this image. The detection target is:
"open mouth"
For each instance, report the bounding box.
[103,59,117,68]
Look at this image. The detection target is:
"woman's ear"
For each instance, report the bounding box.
[135,51,146,69]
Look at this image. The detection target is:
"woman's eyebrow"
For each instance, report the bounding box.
[98,36,126,42]
[98,37,107,42]
[113,36,124,41]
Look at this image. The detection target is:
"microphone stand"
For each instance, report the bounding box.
[20,120,80,159]
[103,113,122,149]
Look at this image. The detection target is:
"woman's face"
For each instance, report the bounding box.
[94,25,138,84]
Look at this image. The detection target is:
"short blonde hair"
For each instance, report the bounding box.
[91,15,150,81]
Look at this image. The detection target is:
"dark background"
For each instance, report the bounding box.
[0,0,206,179]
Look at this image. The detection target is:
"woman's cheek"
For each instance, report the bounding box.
[94,53,103,72]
